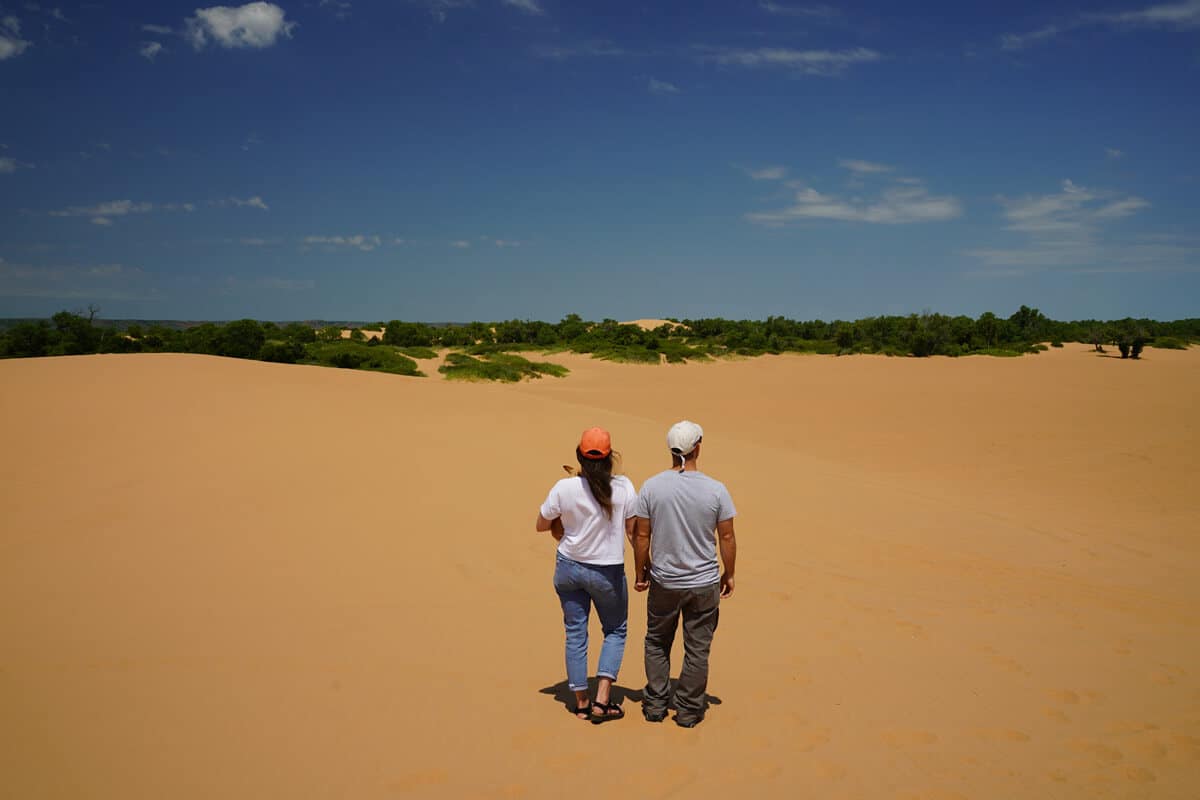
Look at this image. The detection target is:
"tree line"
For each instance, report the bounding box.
[1,306,1195,370]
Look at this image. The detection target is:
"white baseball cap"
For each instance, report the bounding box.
[667,420,703,456]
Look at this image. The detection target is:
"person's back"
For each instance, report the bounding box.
[633,420,737,728]
[636,469,732,589]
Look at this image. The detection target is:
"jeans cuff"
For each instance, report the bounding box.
[596,671,617,681]
[569,682,589,692]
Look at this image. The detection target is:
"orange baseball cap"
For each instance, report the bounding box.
[579,427,612,459]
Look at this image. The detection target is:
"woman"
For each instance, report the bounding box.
[536,427,637,722]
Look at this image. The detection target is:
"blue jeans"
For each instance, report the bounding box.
[553,554,628,692]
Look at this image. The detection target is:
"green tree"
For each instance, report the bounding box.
[216,319,266,359]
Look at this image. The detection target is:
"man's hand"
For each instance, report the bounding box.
[720,571,734,598]
[634,562,650,592]
[550,518,565,542]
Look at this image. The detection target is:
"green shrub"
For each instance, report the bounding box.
[304,342,421,376]
[398,346,438,359]
[1151,336,1188,350]
[259,339,305,363]
[439,352,567,382]
[1051,341,1064,348]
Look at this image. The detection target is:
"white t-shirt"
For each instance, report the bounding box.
[540,475,637,565]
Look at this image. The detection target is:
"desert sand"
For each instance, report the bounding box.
[2,344,1198,799]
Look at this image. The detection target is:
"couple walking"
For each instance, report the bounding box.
[535,421,738,728]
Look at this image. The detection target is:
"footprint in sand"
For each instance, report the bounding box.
[1069,739,1124,764]
[881,729,939,747]
[794,727,831,752]
[1150,664,1186,686]
[1125,766,1156,783]
[972,728,1031,743]
[1044,709,1070,723]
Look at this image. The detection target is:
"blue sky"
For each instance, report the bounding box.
[1,0,1198,321]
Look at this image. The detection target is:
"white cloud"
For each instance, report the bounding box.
[1086,0,1200,28]
[747,165,787,180]
[700,46,881,76]
[839,158,893,174]
[493,239,521,247]
[1000,24,1062,50]
[1001,1,1200,50]
[759,1,838,18]
[242,133,262,151]
[186,2,296,50]
[0,15,32,60]
[747,182,962,226]
[143,24,174,34]
[230,195,269,210]
[0,156,33,173]
[502,0,544,15]
[964,179,1162,275]
[648,77,679,94]
[49,199,195,224]
[303,235,382,251]
[140,41,164,60]
[51,200,155,219]
[450,240,471,248]
[1106,147,1124,159]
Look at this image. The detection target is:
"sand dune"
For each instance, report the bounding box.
[2,345,1198,799]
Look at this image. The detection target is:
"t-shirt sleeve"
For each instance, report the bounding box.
[633,484,650,518]
[622,477,639,518]
[539,483,561,520]
[716,483,737,522]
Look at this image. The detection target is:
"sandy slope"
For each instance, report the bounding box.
[1,345,1198,799]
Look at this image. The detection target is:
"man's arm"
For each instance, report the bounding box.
[633,517,652,592]
[717,518,736,598]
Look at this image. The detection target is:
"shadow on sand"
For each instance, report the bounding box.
[539,678,722,714]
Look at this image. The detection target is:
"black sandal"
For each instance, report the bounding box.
[569,702,591,718]
[589,701,625,723]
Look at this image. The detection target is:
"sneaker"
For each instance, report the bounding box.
[643,709,667,723]
[674,715,702,728]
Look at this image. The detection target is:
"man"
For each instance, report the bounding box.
[632,420,737,728]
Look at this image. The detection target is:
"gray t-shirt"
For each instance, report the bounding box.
[634,469,737,589]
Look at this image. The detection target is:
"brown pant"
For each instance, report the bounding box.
[642,580,720,723]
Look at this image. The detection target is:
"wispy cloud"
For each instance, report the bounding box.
[839,158,893,174]
[142,23,174,35]
[139,41,164,60]
[0,259,161,301]
[318,0,353,19]
[411,0,474,23]
[303,235,382,251]
[0,15,32,60]
[220,195,270,210]
[450,240,471,248]
[186,2,297,50]
[0,155,34,174]
[647,77,680,94]
[1001,0,1200,50]
[964,179,1169,276]
[746,165,788,180]
[532,40,625,59]
[699,46,881,76]
[747,177,961,226]
[758,2,838,19]
[1106,147,1124,160]
[502,0,544,15]
[50,200,155,225]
